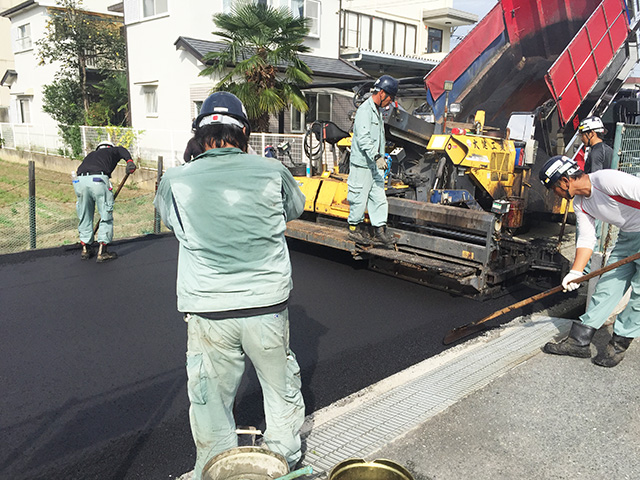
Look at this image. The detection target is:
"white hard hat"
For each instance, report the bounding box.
[578,116,605,134]
[96,141,115,150]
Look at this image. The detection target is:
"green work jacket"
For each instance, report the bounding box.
[154,147,306,314]
[349,96,386,168]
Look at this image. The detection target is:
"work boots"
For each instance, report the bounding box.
[80,242,93,260]
[543,322,596,358]
[96,243,118,263]
[348,223,371,245]
[593,334,634,367]
[372,225,397,249]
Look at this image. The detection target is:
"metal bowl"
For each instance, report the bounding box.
[202,446,289,480]
[329,458,414,480]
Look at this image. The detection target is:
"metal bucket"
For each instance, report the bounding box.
[202,446,289,480]
[329,458,414,480]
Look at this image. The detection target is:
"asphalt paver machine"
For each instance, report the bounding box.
[286,0,640,298]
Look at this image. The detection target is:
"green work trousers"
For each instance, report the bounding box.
[347,164,388,227]
[186,309,305,479]
[580,230,640,338]
[73,175,114,244]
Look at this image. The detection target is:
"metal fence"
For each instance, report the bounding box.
[0,122,345,255]
[0,159,166,255]
[597,122,640,253]
[0,122,338,170]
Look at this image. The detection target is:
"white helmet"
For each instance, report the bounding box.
[96,141,115,150]
[539,155,581,188]
[578,116,605,134]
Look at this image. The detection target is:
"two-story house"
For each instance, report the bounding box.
[120,0,368,143]
[0,0,20,123]
[0,0,123,127]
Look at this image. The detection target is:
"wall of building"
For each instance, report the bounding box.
[124,0,344,139]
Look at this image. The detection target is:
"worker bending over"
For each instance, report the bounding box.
[347,74,398,248]
[73,141,136,262]
[154,92,306,478]
[540,155,640,367]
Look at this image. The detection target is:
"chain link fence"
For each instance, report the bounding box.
[597,122,640,254]
[0,159,166,255]
[0,120,348,255]
[0,122,339,170]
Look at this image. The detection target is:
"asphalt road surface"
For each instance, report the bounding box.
[0,234,556,479]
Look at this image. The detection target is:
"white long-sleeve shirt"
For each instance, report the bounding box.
[574,169,640,250]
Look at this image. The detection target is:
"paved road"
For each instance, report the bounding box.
[0,234,562,479]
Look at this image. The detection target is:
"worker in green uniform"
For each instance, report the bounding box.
[154,92,306,479]
[347,75,398,248]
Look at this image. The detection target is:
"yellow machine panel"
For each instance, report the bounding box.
[295,174,351,218]
[428,133,520,199]
[295,176,323,212]
[315,177,350,218]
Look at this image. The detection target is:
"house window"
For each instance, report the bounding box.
[143,0,168,18]
[143,86,158,116]
[427,27,443,53]
[15,23,32,52]
[406,25,417,55]
[17,97,31,124]
[194,101,203,118]
[288,0,319,37]
[305,0,320,37]
[371,18,383,51]
[292,93,331,132]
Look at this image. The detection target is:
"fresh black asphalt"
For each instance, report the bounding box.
[0,234,560,479]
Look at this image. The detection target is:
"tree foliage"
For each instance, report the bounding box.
[200,2,313,132]
[37,0,126,117]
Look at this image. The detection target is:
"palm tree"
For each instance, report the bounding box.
[200,2,313,132]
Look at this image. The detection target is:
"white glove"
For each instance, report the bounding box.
[375,154,387,170]
[562,270,584,292]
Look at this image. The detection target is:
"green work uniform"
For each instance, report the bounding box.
[347,96,388,227]
[154,147,306,478]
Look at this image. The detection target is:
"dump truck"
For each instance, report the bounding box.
[285,0,640,298]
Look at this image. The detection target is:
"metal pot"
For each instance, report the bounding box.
[329,458,414,480]
[202,446,289,480]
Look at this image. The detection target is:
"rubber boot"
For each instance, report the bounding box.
[96,243,118,263]
[348,223,371,245]
[593,334,633,368]
[543,322,596,358]
[81,242,93,260]
[372,225,397,249]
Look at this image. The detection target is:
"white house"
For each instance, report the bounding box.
[0,0,123,126]
[121,0,368,143]
[0,0,21,123]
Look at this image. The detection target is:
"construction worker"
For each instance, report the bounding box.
[578,116,612,173]
[347,74,398,248]
[73,141,136,262]
[154,92,306,478]
[577,116,613,272]
[539,155,640,367]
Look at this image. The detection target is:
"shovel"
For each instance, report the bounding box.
[92,172,130,236]
[443,250,640,345]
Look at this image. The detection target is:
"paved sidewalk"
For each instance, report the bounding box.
[298,313,640,480]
